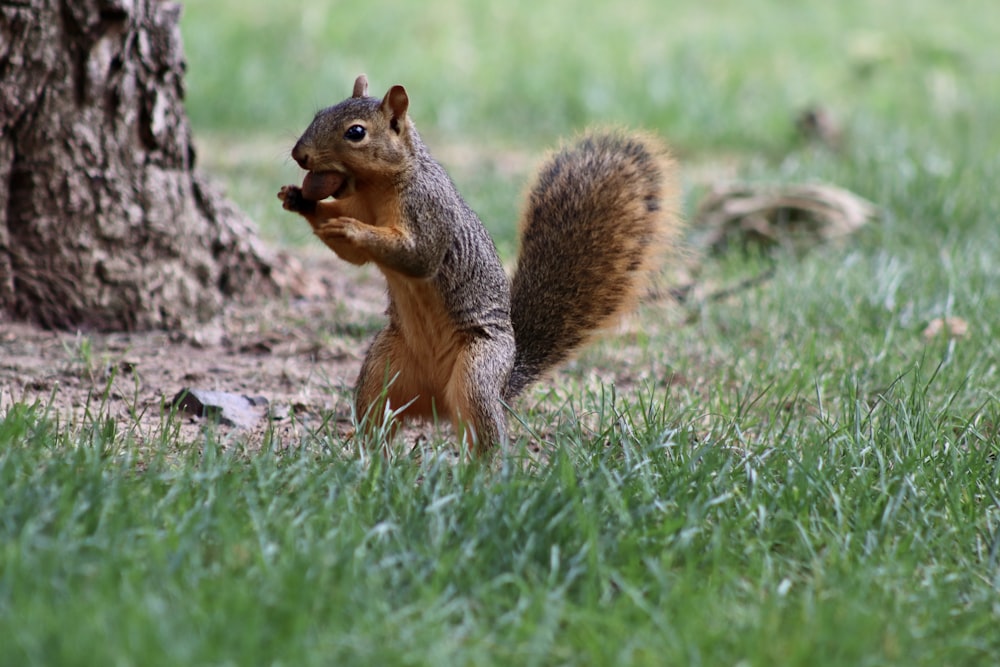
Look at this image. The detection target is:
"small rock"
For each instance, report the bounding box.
[267,403,292,421]
[171,388,269,429]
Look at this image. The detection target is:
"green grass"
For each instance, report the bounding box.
[2,381,998,665]
[3,0,1000,664]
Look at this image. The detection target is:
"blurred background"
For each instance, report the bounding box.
[179,0,999,257]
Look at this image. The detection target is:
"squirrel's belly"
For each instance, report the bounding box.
[386,275,465,390]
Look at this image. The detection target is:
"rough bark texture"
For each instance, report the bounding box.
[0,0,276,331]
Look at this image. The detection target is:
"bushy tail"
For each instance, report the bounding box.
[505,130,681,399]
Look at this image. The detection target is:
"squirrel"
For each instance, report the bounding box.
[278,74,681,455]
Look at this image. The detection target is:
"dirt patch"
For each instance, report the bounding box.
[0,256,389,452]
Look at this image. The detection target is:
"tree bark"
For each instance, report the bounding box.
[0,0,276,331]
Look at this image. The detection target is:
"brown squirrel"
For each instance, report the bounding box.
[278,75,681,454]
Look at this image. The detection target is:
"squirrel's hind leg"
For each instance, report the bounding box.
[354,326,435,451]
[445,334,516,455]
[355,327,515,456]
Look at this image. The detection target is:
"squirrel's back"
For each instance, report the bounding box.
[506,130,681,398]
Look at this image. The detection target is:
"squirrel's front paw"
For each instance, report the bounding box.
[278,185,316,215]
[315,217,362,242]
[312,217,371,264]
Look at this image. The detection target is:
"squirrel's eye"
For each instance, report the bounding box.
[344,125,366,142]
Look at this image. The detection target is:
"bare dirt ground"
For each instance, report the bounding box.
[0,256,391,452]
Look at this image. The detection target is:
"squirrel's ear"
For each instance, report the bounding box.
[352,74,369,98]
[381,85,409,133]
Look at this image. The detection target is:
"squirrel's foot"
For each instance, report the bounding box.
[278,185,317,215]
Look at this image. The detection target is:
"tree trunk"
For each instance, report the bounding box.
[0,0,276,331]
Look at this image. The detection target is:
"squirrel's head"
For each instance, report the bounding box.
[290,74,415,190]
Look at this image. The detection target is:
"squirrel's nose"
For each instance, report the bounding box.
[291,142,311,170]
